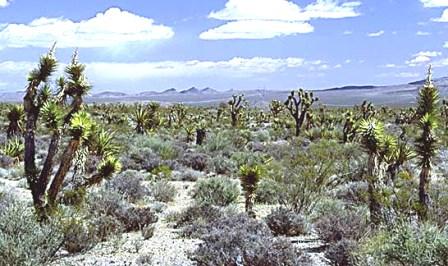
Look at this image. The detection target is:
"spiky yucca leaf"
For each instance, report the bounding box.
[239,164,263,195]
[69,111,93,141]
[27,46,57,83]
[415,113,438,168]
[1,138,24,158]
[357,119,386,155]
[38,85,53,105]
[41,101,64,131]
[90,129,119,157]
[97,155,121,179]
[7,105,24,121]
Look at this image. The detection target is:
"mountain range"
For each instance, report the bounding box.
[1,77,447,107]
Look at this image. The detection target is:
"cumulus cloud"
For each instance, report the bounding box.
[0,56,329,90]
[0,8,174,49]
[200,0,361,40]
[420,0,448,7]
[367,30,384,37]
[0,57,314,81]
[433,9,448,21]
[416,31,431,35]
[406,51,442,66]
[0,0,9,7]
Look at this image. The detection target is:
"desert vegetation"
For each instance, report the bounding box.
[2,48,448,266]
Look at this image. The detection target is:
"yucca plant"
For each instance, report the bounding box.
[239,164,263,218]
[23,46,121,218]
[131,105,149,134]
[414,65,440,221]
[269,100,284,118]
[6,105,24,138]
[1,137,24,160]
[284,89,318,137]
[228,94,247,128]
[358,118,391,225]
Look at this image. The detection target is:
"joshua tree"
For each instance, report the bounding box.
[269,100,284,118]
[239,164,263,218]
[358,118,394,225]
[228,94,247,127]
[131,105,149,134]
[342,110,356,143]
[415,65,440,221]
[441,99,448,129]
[360,100,375,119]
[284,89,318,137]
[194,116,207,145]
[23,46,121,218]
[6,105,24,138]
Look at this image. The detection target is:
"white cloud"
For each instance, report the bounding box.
[433,9,448,21]
[0,57,314,82]
[200,20,313,40]
[343,30,353,35]
[200,0,361,40]
[0,0,10,7]
[420,0,448,7]
[395,72,419,78]
[0,8,174,49]
[367,30,384,37]
[406,51,442,66]
[416,31,431,35]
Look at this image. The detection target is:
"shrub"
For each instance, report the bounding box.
[0,203,64,266]
[150,165,172,179]
[171,204,226,238]
[181,152,210,172]
[91,215,123,242]
[265,207,309,236]
[190,213,310,266]
[105,170,149,202]
[142,225,155,240]
[63,218,98,254]
[172,168,205,181]
[315,206,369,266]
[206,154,237,175]
[115,206,158,232]
[355,222,448,266]
[192,176,240,206]
[151,180,177,203]
[255,178,282,204]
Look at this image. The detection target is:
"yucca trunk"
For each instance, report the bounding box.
[24,85,42,209]
[367,154,382,225]
[47,139,80,206]
[196,129,206,145]
[295,110,307,137]
[418,166,431,221]
[245,191,256,218]
[34,132,61,214]
[231,113,238,127]
[7,121,20,139]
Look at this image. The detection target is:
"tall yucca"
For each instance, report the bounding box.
[415,66,439,220]
[358,118,388,225]
[414,65,440,221]
[240,164,263,218]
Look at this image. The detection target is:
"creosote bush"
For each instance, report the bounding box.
[192,176,240,206]
[265,207,309,236]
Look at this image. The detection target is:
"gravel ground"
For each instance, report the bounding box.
[1,176,329,266]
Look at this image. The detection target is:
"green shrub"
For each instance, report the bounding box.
[355,222,448,266]
[255,178,282,204]
[0,203,64,265]
[151,180,177,202]
[265,207,309,236]
[192,176,240,206]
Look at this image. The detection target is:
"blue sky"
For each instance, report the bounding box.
[0,0,448,92]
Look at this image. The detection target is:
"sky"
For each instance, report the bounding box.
[0,0,448,93]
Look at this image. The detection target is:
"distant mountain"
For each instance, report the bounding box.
[323,85,376,91]
[409,76,448,86]
[93,91,128,97]
[180,87,200,94]
[137,91,158,97]
[201,87,217,93]
[161,88,177,94]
